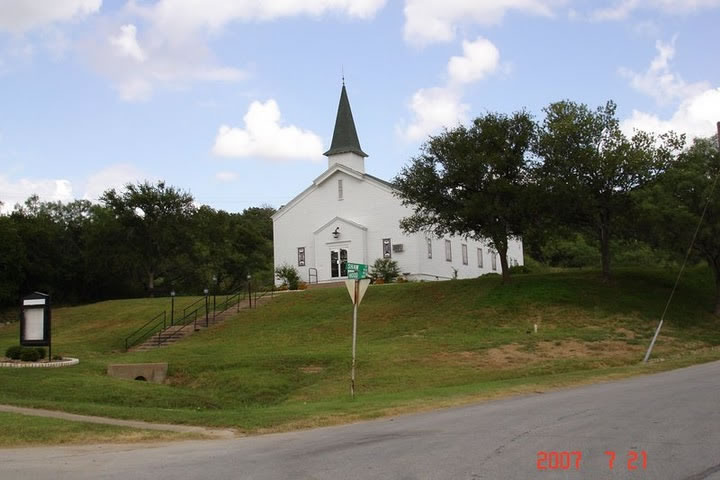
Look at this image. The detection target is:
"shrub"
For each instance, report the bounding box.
[275,263,300,290]
[370,258,400,283]
[4,346,47,361]
[19,348,41,362]
[508,264,531,274]
[5,345,22,360]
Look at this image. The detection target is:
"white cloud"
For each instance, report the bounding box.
[109,24,146,62]
[82,163,146,201]
[591,0,720,20]
[88,23,245,101]
[403,0,562,46]
[215,171,239,182]
[622,88,720,139]
[0,0,101,33]
[0,175,74,213]
[84,0,386,101]
[620,39,719,139]
[212,99,324,161]
[131,0,387,39]
[448,37,501,85]
[401,87,468,141]
[619,37,709,105]
[401,36,501,140]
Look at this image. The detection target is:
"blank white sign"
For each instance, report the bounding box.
[23,309,45,341]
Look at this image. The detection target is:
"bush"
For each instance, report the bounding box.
[370,258,400,283]
[19,348,41,362]
[5,345,22,360]
[508,264,531,274]
[275,263,300,290]
[4,346,46,361]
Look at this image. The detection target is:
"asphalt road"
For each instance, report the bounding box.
[2,361,720,480]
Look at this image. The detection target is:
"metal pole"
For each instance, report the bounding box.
[248,280,252,308]
[205,292,209,327]
[171,295,175,326]
[351,279,359,398]
[213,293,216,321]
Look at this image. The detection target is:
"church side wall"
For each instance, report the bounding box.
[273,168,525,284]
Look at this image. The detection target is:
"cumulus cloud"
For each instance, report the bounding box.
[448,37,501,85]
[0,0,101,33]
[212,99,324,161]
[402,87,468,141]
[88,22,245,101]
[88,1,385,101]
[401,37,501,141]
[620,39,719,139]
[0,163,150,213]
[622,88,720,139]
[619,37,709,105]
[0,175,74,213]
[109,24,146,62]
[82,163,146,200]
[403,0,562,46]
[591,0,720,20]
[131,0,388,39]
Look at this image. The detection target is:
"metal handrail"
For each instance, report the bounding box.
[124,311,166,351]
[182,296,206,317]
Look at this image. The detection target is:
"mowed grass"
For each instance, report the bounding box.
[0,268,719,434]
[0,412,203,447]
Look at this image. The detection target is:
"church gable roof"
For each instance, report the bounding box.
[323,85,368,158]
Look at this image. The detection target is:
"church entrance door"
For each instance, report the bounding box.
[331,249,348,278]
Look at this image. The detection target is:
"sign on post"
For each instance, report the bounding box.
[20,292,52,358]
[344,275,371,398]
[346,262,368,280]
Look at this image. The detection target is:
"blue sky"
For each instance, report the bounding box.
[1,0,718,213]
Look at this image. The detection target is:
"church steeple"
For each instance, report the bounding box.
[324,84,368,171]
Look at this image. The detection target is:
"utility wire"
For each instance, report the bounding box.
[643,124,720,363]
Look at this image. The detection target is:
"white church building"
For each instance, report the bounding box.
[272,85,524,284]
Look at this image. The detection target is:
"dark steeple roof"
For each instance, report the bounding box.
[323,84,368,158]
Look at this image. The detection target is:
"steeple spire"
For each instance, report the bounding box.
[323,84,368,158]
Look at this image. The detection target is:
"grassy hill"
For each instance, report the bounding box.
[1,268,719,433]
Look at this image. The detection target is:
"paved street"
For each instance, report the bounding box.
[2,361,719,480]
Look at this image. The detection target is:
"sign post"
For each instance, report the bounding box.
[20,292,51,359]
[345,263,370,398]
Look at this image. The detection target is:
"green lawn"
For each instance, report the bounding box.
[1,268,718,434]
[0,412,203,447]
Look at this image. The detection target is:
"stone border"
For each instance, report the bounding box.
[0,357,79,368]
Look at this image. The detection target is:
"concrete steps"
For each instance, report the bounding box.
[130,295,274,352]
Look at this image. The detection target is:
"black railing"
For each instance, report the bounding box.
[124,311,166,351]
[123,287,273,351]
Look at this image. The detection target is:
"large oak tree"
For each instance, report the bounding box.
[394,111,536,282]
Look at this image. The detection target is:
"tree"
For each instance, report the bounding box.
[636,135,720,315]
[101,181,195,296]
[394,111,536,282]
[534,100,677,281]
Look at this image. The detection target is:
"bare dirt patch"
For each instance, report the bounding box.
[299,365,325,374]
[432,340,646,369]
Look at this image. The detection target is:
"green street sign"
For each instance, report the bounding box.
[346,263,368,279]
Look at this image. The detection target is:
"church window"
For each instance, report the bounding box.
[383,238,392,258]
[477,248,483,268]
[427,238,432,259]
[490,250,497,271]
[297,247,305,267]
[338,179,343,200]
[445,240,452,262]
[462,244,468,265]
